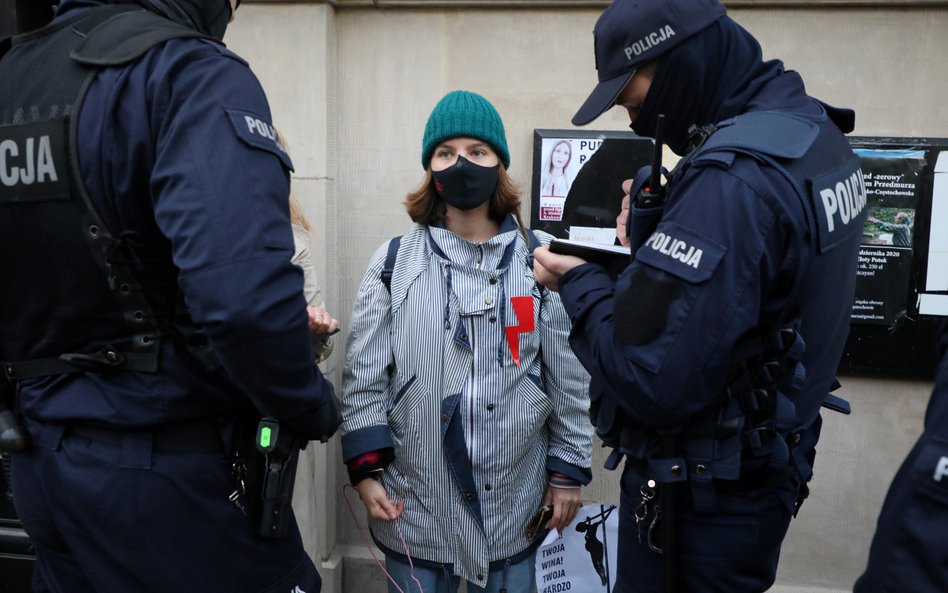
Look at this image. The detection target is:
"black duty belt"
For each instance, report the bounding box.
[6,349,158,380]
[625,457,795,493]
[68,419,223,452]
[712,466,796,493]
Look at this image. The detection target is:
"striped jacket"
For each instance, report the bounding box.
[341,218,593,585]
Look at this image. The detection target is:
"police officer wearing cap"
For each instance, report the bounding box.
[854,321,948,592]
[533,0,865,591]
[0,1,338,592]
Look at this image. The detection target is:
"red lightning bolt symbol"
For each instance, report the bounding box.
[505,296,535,367]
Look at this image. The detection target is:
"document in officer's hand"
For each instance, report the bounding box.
[549,238,631,278]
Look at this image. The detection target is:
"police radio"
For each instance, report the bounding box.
[636,114,666,209]
[255,417,303,539]
[626,114,668,253]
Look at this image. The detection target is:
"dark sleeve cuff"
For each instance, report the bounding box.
[341,424,395,462]
[547,455,592,485]
[346,448,395,485]
[558,263,615,320]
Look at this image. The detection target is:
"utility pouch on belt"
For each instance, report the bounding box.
[255,417,303,539]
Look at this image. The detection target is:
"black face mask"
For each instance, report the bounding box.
[630,18,784,156]
[204,2,231,41]
[432,156,499,211]
[134,0,233,41]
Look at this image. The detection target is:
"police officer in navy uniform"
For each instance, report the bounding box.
[854,322,948,593]
[0,1,338,592]
[533,0,865,591]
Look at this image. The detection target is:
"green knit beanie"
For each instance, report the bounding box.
[421,90,511,170]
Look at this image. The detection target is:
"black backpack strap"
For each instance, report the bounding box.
[524,229,547,297]
[523,228,543,271]
[380,236,402,293]
[526,229,542,259]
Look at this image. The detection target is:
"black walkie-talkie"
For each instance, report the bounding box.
[635,114,666,209]
[626,114,668,254]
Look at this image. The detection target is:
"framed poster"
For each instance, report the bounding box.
[530,129,654,243]
[839,137,948,377]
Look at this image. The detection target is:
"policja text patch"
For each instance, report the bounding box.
[635,221,725,284]
[225,108,294,171]
[809,158,867,253]
[0,119,69,203]
[935,456,948,483]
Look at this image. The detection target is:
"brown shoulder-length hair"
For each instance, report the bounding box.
[404,164,528,234]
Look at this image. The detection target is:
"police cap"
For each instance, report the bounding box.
[572,0,726,126]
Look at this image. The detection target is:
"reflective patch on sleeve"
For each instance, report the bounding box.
[808,158,867,254]
[635,222,726,283]
[224,108,294,171]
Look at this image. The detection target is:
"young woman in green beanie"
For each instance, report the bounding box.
[339,90,593,593]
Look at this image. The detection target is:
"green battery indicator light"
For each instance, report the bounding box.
[259,426,272,448]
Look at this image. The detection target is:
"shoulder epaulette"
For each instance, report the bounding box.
[71,7,211,67]
[693,111,820,165]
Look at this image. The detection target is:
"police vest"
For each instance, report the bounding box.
[596,109,864,509]
[0,5,215,379]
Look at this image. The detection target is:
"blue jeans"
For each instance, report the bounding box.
[385,552,536,593]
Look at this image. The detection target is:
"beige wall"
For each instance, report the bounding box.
[226,4,947,592]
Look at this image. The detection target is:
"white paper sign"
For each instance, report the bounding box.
[535,504,619,593]
[567,226,618,245]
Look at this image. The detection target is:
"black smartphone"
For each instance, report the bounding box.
[525,504,554,540]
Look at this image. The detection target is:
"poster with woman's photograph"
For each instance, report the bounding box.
[531,130,653,243]
[538,139,578,220]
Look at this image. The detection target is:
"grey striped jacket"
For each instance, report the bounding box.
[341,219,592,585]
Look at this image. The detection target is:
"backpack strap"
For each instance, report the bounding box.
[381,230,540,296]
[524,229,547,297]
[380,236,402,293]
[526,229,542,259]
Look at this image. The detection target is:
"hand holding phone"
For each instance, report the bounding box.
[525,504,554,540]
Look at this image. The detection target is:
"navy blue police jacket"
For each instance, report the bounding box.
[15,0,336,440]
[854,322,948,592]
[558,72,863,454]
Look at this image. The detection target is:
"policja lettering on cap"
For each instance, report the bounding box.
[572,0,727,126]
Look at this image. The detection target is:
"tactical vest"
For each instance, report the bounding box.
[595,109,864,509]
[0,5,214,380]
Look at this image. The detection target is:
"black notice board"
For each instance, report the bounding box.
[839,137,948,378]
